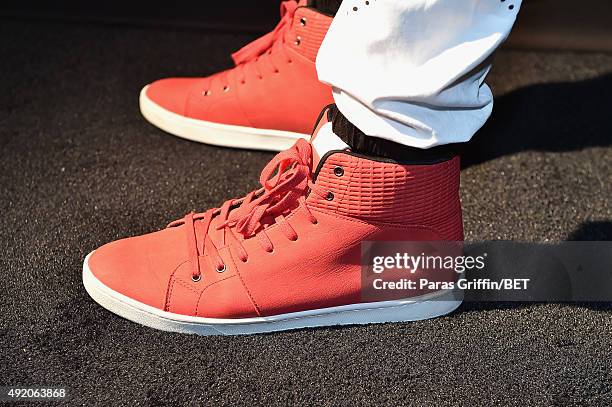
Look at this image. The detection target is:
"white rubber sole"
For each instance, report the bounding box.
[82,252,463,336]
[139,86,308,152]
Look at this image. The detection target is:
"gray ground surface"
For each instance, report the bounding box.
[1,21,611,406]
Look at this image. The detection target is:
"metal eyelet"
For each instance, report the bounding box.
[300,17,307,26]
[216,264,226,273]
[325,192,334,201]
[334,166,344,177]
[294,36,301,46]
[192,274,202,282]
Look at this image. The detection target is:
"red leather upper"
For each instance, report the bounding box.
[145,3,334,134]
[89,137,463,319]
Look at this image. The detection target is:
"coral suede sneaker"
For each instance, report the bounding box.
[139,0,334,152]
[83,107,464,335]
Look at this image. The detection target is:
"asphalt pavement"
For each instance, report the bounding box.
[1,21,611,406]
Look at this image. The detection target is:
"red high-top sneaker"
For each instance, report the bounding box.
[83,107,464,335]
[139,1,334,152]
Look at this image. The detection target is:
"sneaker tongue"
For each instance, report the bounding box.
[311,121,350,169]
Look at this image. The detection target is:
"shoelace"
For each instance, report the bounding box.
[202,1,299,95]
[167,139,328,280]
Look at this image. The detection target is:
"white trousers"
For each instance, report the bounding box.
[316,0,522,148]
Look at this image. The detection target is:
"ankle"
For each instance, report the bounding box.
[329,105,462,164]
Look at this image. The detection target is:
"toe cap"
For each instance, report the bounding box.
[145,78,200,116]
[87,227,188,310]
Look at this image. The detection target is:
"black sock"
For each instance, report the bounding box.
[329,105,462,164]
[308,0,343,16]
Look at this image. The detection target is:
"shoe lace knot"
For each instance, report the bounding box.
[231,0,298,65]
[201,1,299,94]
[168,139,326,280]
[232,136,312,236]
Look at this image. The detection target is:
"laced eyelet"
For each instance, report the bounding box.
[325,192,335,201]
[300,17,307,26]
[191,274,202,282]
[311,219,318,225]
[267,248,275,254]
[334,166,344,177]
[216,264,226,273]
[294,36,301,46]
[241,257,249,263]
[202,90,212,96]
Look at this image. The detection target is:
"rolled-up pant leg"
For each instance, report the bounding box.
[316,0,522,148]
